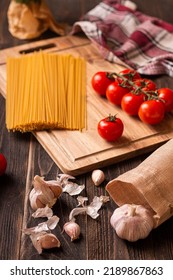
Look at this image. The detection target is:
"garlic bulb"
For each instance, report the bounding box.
[63,221,80,241]
[29,175,62,210]
[91,169,105,186]
[110,204,154,242]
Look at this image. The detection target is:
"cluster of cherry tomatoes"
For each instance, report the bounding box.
[91,68,173,141]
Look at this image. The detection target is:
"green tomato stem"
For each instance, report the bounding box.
[111,71,163,102]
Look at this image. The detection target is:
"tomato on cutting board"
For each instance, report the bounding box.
[106,79,131,106]
[121,91,146,116]
[133,78,156,91]
[138,100,165,125]
[91,71,114,96]
[119,69,141,81]
[0,153,7,176]
[97,115,124,142]
[157,87,173,112]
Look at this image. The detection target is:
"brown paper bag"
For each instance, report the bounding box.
[106,139,173,228]
[7,0,65,39]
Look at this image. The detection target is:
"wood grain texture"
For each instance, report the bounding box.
[0,95,31,259]
[0,0,173,260]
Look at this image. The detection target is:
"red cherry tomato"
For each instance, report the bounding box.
[119,69,141,81]
[138,100,165,125]
[106,80,130,106]
[91,71,114,96]
[134,78,156,91]
[97,115,124,142]
[0,153,7,176]
[121,92,146,116]
[157,87,173,112]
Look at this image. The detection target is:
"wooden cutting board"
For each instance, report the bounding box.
[1,35,173,175]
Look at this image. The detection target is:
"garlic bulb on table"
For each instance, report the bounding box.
[110,204,154,242]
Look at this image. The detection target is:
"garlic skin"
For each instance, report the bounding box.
[32,205,53,219]
[24,215,60,235]
[91,169,105,186]
[110,204,154,242]
[63,221,80,241]
[29,175,62,210]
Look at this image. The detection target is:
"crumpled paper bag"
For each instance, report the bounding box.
[7,0,65,39]
[106,139,173,228]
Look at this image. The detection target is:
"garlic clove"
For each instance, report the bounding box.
[63,221,80,241]
[29,175,63,210]
[33,175,62,198]
[38,233,60,249]
[31,233,61,254]
[91,169,105,186]
[49,184,62,198]
[29,188,45,210]
[45,178,63,198]
[33,176,60,200]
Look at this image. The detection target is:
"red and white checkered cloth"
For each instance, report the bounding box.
[72,0,173,76]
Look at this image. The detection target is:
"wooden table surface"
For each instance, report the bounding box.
[0,0,173,260]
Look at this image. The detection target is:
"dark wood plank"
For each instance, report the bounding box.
[0,95,30,259]
[19,137,88,260]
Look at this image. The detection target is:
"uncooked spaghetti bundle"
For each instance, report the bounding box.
[106,139,173,241]
[6,51,86,132]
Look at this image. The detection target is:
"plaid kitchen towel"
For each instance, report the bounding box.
[72,0,173,76]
